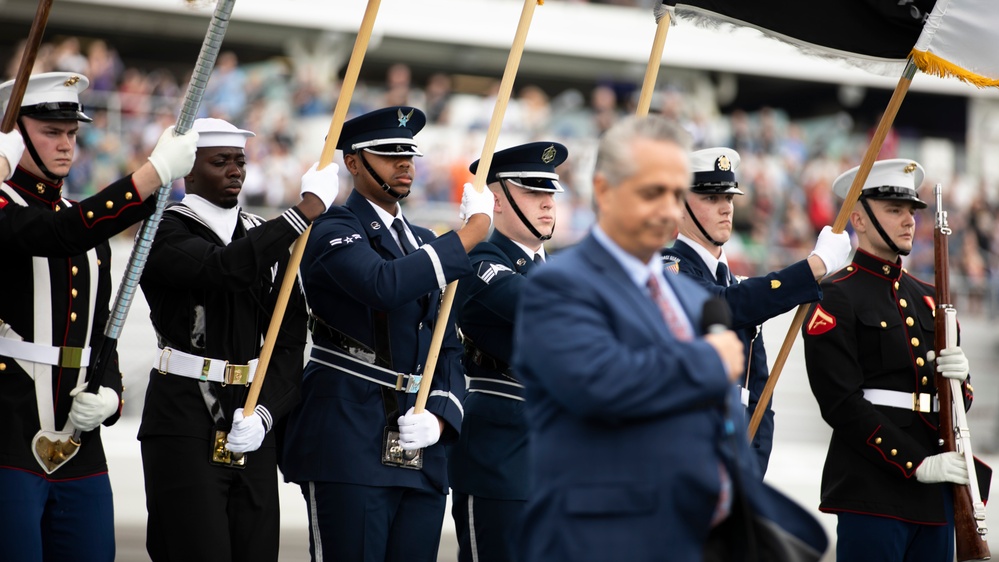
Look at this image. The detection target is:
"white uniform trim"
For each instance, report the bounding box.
[430,389,463,418]
[308,482,324,562]
[420,245,447,290]
[468,495,481,562]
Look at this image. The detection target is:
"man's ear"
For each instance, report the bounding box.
[343,154,359,175]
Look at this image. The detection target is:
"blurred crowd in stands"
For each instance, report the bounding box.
[6,33,999,316]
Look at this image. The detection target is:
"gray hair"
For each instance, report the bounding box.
[594,115,692,186]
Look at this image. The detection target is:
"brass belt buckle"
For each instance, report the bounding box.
[223,363,251,386]
[395,373,422,394]
[913,392,932,413]
[58,347,84,369]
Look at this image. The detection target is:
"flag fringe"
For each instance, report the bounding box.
[911,50,999,89]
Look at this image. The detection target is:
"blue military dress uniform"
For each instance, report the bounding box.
[280,107,472,562]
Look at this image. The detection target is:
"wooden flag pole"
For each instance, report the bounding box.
[636,7,671,117]
[748,59,919,440]
[242,0,382,413]
[413,0,544,414]
[1,0,54,133]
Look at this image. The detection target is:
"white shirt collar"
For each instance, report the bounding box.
[181,193,240,245]
[677,232,728,280]
[511,238,545,263]
[365,198,417,250]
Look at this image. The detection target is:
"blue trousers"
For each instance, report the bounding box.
[301,481,446,562]
[837,493,955,562]
[0,468,114,562]
[451,492,525,562]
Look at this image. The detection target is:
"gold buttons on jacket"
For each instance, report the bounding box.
[906,462,913,469]
[917,358,925,367]
[125,192,133,200]
[911,337,919,347]
[0,363,5,371]
[922,376,928,385]
[891,449,898,456]
[71,266,78,276]
[847,266,854,272]
[71,288,78,298]
[54,205,60,212]
[895,282,900,290]
[97,259,102,266]
[875,437,883,444]
[105,201,114,209]
[880,321,887,328]
[900,299,908,308]
[70,312,77,322]
[906,317,914,326]
[87,211,94,219]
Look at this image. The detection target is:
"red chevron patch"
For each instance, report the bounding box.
[806,305,836,336]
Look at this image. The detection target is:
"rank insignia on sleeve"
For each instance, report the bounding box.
[806,305,836,335]
[329,233,361,247]
[923,296,935,310]
[478,262,513,284]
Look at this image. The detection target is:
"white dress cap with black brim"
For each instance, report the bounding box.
[0,72,93,122]
[191,117,255,148]
[336,106,426,157]
[689,147,743,195]
[469,141,568,193]
[832,158,927,209]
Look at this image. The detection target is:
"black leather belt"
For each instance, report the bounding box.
[462,338,517,381]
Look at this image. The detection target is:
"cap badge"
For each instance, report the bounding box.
[541,145,557,164]
[716,155,731,172]
[63,75,81,87]
[903,162,918,174]
[397,108,414,127]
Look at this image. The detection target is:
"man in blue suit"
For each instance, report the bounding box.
[513,116,828,561]
[448,141,567,562]
[663,147,851,474]
[279,107,494,561]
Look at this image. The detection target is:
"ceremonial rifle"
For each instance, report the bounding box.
[933,183,990,561]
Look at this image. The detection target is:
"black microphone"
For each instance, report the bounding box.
[701,297,732,335]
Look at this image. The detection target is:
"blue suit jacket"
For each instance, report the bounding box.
[280,189,472,493]
[448,230,539,500]
[514,233,757,561]
[664,240,821,474]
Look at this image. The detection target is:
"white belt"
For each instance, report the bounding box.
[0,337,91,369]
[155,347,257,385]
[863,388,939,413]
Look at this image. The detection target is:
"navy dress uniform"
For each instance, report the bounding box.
[803,160,984,562]
[448,142,567,562]
[138,119,317,562]
[663,147,822,475]
[0,73,162,562]
[280,107,473,561]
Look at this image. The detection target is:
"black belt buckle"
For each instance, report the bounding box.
[380,426,423,470]
[209,429,246,469]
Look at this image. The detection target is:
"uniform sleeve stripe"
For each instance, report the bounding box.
[420,244,447,290]
[281,207,309,234]
[254,404,273,432]
[430,389,463,418]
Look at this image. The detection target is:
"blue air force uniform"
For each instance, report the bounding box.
[663,147,821,474]
[448,142,567,562]
[279,107,471,561]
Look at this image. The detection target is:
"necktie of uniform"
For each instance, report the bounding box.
[533,253,544,265]
[646,274,692,341]
[392,218,418,255]
[715,262,729,287]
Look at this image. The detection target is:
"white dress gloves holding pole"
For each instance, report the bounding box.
[68,384,119,432]
[0,129,25,181]
[226,407,267,453]
[147,126,200,187]
[300,162,340,211]
[459,182,494,226]
[809,225,853,275]
[397,406,442,451]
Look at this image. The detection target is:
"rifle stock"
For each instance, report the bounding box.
[933,183,990,561]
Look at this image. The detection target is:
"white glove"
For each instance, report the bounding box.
[68,384,119,432]
[225,408,267,453]
[809,225,852,275]
[937,346,970,381]
[0,129,24,180]
[147,126,199,186]
[458,182,494,225]
[397,406,442,451]
[300,162,340,211]
[915,451,970,485]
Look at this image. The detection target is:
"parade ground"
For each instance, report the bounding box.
[104,236,999,561]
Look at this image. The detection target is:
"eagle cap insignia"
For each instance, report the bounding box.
[903,162,918,174]
[541,145,556,164]
[716,155,731,172]
[397,108,414,127]
[64,75,81,87]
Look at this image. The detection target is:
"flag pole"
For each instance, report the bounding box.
[1,0,54,133]
[636,5,671,117]
[413,0,544,414]
[242,0,382,414]
[748,58,919,440]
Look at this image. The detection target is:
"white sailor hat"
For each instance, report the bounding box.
[191,118,255,149]
[832,158,927,209]
[689,147,743,195]
[0,72,92,122]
